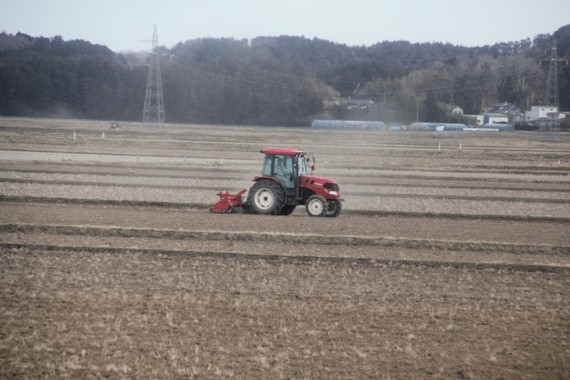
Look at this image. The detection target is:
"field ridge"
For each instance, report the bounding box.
[2,243,568,273]
[2,223,568,255]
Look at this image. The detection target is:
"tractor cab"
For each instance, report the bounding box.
[260,149,309,195]
[261,153,296,190]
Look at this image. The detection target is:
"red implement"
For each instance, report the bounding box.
[210,189,247,213]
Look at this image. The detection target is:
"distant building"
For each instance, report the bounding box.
[524,105,559,122]
[487,102,525,122]
[489,102,520,114]
[344,98,374,110]
[474,113,509,125]
[450,106,464,116]
[322,97,340,110]
[408,122,467,131]
[443,103,463,118]
[311,119,385,129]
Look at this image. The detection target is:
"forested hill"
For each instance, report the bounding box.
[1,26,569,126]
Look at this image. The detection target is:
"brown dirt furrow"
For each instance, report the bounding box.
[2,196,570,222]
[4,233,570,274]
[2,223,568,257]
[1,201,569,245]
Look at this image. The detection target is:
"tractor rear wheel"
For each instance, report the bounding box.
[305,195,327,217]
[247,180,285,215]
[326,199,342,217]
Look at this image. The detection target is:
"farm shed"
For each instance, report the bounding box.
[311,119,385,129]
[408,122,468,131]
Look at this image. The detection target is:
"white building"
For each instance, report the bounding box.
[524,105,558,122]
[474,113,509,125]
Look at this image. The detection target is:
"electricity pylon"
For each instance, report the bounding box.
[143,25,165,127]
[543,42,567,139]
[544,43,560,108]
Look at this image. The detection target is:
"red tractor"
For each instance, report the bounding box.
[211,148,342,217]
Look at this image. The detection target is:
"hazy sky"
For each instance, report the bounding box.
[1,0,569,52]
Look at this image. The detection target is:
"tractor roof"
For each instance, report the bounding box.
[261,148,307,156]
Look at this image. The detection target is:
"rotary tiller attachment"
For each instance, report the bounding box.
[209,189,247,213]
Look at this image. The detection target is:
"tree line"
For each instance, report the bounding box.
[0,26,569,126]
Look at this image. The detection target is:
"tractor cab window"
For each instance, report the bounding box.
[262,155,272,176]
[261,155,293,177]
[262,154,294,189]
[297,155,308,177]
[275,155,293,177]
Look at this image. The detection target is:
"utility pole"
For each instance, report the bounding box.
[143,25,165,128]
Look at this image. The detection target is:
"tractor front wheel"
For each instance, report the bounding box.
[247,180,285,215]
[305,195,327,217]
[326,199,342,217]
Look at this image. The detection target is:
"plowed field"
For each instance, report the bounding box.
[1,118,569,378]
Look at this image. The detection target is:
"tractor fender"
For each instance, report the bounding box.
[252,175,281,185]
